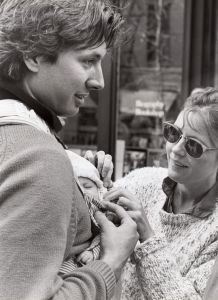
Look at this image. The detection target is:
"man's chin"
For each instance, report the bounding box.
[59,108,80,118]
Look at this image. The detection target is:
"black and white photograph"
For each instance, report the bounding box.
[0,0,218,299]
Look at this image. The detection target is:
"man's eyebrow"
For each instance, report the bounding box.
[81,50,106,59]
[85,53,102,59]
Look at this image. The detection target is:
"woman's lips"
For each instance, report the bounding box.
[171,159,188,168]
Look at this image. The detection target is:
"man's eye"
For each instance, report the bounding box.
[85,60,92,65]
[84,60,95,66]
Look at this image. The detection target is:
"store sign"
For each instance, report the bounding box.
[120,89,176,117]
[135,99,164,117]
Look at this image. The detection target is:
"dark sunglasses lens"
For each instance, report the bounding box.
[185,139,203,158]
[163,124,180,143]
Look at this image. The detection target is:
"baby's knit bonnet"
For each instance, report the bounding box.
[66,150,103,190]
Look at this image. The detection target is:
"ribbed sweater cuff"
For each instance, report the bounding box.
[134,235,167,259]
[88,260,116,299]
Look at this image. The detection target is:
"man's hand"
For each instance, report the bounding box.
[95,202,139,281]
[84,150,113,188]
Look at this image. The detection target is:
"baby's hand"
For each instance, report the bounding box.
[76,250,94,265]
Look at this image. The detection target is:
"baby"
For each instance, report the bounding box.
[59,150,107,274]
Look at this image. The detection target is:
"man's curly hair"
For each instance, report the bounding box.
[0,0,125,81]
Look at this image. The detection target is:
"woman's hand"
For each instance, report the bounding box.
[103,187,154,242]
[84,150,113,188]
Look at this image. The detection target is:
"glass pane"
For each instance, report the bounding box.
[58,91,99,155]
[116,0,185,178]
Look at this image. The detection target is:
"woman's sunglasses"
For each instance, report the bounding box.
[163,121,218,158]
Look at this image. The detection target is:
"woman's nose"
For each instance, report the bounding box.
[86,66,105,90]
[171,137,187,156]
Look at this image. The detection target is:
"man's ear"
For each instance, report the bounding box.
[23,56,41,73]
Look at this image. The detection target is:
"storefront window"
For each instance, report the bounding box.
[116,0,185,178]
[58,92,99,156]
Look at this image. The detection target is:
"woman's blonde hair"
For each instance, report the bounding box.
[183,87,218,146]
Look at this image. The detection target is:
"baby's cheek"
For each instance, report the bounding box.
[86,188,99,200]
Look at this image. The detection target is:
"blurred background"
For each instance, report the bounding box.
[58,0,218,180]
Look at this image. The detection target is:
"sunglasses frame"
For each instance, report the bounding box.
[163,121,218,158]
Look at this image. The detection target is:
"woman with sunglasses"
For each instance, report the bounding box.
[104,87,218,300]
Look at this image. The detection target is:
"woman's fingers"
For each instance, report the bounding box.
[102,194,154,242]
[104,187,135,201]
[116,196,138,210]
[102,201,134,224]
[104,187,141,211]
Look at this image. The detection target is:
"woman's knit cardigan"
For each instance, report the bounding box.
[115,167,218,300]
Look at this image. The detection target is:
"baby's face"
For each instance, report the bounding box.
[79,177,99,200]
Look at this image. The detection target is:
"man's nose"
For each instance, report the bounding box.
[86,65,105,90]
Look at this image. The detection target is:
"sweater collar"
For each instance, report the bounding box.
[162,177,218,218]
[0,79,62,132]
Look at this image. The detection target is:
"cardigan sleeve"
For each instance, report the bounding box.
[121,236,218,300]
[203,255,218,300]
[131,236,217,300]
[0,125,115,300]
[117,167,218,300]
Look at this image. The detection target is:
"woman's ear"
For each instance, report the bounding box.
[23,56,41,73]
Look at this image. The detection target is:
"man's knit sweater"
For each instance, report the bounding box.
[116,167,218,300]
[0,124,115,300]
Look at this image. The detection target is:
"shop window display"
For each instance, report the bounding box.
[58,94,98,154]
[116,0,185,178]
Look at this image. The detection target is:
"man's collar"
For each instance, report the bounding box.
[0,79,62,132]
[162,177,218,218]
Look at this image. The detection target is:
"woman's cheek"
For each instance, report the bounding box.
[165,142,172,161]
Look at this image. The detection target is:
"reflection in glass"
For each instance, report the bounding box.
[117,0,185,176]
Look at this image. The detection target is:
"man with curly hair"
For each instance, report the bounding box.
[0,1,139,299]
